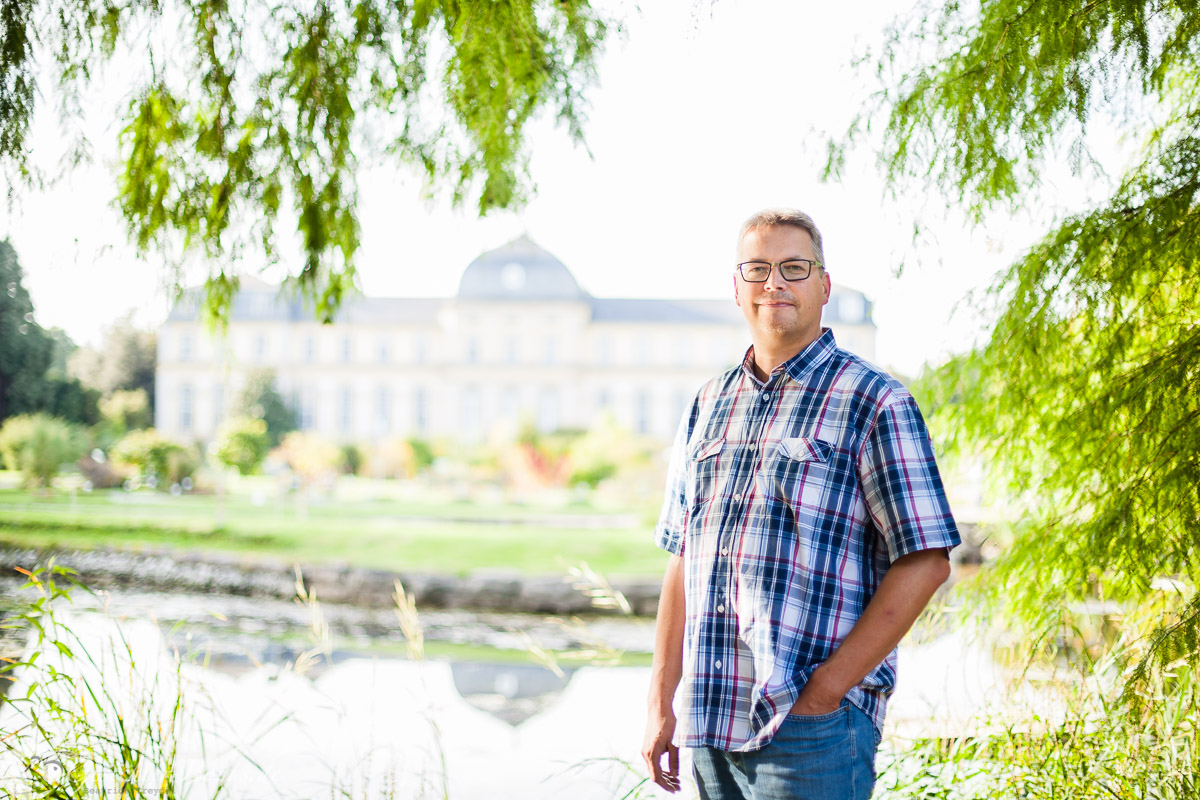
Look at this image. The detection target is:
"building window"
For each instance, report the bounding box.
[635,340,649,367]
[634,390,650,435]
[596,389,611,411]
[461,386,482,438]
[254,334,267,362]
[339,386,354,434]
[500,386,519,423]
[179,334,194,363]
[672,390,689,428]
[713,336,731,366]
[414,336,428,365]
[377,337,389,364]
[374,386,391,436]
[465,337,479,364]
[673,337,691,367]
[840,294,867,323]
[213,385,224,428]
[594,336,611,366]
[413,387,427,433]
[302,335,316,363]
[505,337,519,365]
[299,388,317,430]
[543,338,557,365]
[340,336,353,364]
[179,384,194,431]
[538,388,559,433]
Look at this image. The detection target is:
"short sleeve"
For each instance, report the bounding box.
[858,395,960,562]
[653,409,691,556]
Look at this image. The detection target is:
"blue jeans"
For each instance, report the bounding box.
[691,702,880,800]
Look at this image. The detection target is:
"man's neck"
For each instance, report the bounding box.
[750,331,823,382]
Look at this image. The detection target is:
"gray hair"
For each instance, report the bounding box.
[737,208,826,268]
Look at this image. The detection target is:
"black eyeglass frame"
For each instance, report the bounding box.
[735,259,822,282]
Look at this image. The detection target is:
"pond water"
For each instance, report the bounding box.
[0,586,1018,799]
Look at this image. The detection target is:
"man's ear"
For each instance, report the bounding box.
[733,274,741,307]
[821,270,831,305]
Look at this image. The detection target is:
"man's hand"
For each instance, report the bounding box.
[642,706,680,792]
[644,554,686,792]
[789,549,951,718]
[788,665,845,716]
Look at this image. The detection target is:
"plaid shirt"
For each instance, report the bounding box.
[655,329,959,751]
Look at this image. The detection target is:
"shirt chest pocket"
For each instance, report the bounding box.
[686,437,724,512]
[760,437,835,509]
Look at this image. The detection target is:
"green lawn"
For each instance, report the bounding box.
[0,482,669,576]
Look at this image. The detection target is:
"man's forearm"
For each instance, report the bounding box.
[643,553,686,792]
[648,554,686,710]
[793,548,951,712]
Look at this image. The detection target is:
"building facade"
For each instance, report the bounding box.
[156,236,876,443]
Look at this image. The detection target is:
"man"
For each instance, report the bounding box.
[642,209,960,799]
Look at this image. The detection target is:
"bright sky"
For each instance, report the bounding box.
[1,0,1122,376]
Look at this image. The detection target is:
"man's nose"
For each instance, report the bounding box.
[763,265,790,291]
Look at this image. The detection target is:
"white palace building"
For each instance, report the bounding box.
[155,236,877,443]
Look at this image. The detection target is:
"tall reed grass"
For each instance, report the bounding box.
[0,563,216,799]
[1,561,668,799]
[876,584,1199,798]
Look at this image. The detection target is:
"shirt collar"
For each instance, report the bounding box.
[740,328,838,387]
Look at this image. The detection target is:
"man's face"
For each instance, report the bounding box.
[734,225,831,350]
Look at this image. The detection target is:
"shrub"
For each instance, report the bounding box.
[165,445,201,486]
[365,437,418,479]
[99,388,152,434]
[340,442,363,475]
[567,425,622,488]
[277,431,343,487]
[407,437,435,473]
[503,425,578,488]
[0,413,87,487]
[44,376,102,426]
[77,451,128,489]
[236,368,297,446]
[212,416,270,475]
[109,428,196,486]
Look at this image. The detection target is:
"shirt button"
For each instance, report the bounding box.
[720,546,729,556]
[760,392,770,402]
[717,604,725,613]
[734,494,743,503]
[748,443,757,451]
[715,660,723,670]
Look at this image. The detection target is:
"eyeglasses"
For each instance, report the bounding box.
[736,259,821,282]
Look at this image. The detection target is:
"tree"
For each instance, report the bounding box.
[835,0,1198,792]
[44,327,76,379]
[67,314,157,406]
[99,389,152,434]
[109,427,198,486]
[0,240,52,421]
[43,376,101,426]
[235,368,296,446]
[213,416,270,475]
[1,0,610,324]
[0,413,87,488]
[0,240,99,425]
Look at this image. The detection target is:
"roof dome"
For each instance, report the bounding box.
[456,235,588,300]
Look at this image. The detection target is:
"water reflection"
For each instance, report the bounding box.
[450,662,575,726]
[0,584,1031,799]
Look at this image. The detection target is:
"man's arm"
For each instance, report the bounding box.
[790,548,951,715]
[642,553,685,793]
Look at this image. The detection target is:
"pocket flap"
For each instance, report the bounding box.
[777,437,832,462]
[690,438,724,461]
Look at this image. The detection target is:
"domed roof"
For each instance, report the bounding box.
[456,235,588,300]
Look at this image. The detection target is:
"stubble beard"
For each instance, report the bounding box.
[756,304,799,336]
